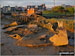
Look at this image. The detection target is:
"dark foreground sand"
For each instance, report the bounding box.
[1,18,74,55]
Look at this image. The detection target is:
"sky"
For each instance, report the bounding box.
[0,0,75,8]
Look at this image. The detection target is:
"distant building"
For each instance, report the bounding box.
[15,7,26,12]
[2,6,11,13]
[38,4,46,11]
[17,7,22,11]
[11,7,16,12]
[27,8,35,15]
[21,7,25,12]
[1,8,3,12]
[24,8,27,13]
[27,5,35,9]
[1,4,46,15]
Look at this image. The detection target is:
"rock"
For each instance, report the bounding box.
[58,21,64,28]
[9,21,18,26]
[52,22,58,31]
[4,21,18,28]
[28,24,37,29]
[49,29,68,46]
[23,28,33,36]
[5,27,17,31]
[49,21,69,46]
[9,34,23,40]
[39,34,47,40]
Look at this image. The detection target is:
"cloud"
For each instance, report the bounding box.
[0,0,75,8]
